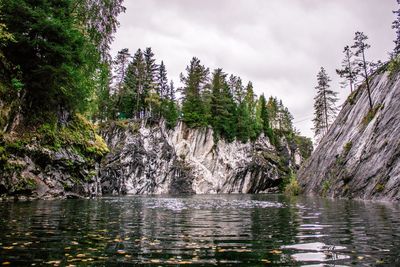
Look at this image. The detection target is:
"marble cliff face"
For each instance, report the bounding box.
[298,70,400,201]
[99,120,307,195]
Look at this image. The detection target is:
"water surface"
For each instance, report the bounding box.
[0,194,399,266]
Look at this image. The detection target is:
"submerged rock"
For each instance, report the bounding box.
[100,120,310,195]
[298,69,400,201]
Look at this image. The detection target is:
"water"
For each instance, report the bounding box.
[0,194,400,266]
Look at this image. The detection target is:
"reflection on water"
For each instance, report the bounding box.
[0,194,400,266]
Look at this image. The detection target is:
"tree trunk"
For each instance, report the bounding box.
[362,50,373,110]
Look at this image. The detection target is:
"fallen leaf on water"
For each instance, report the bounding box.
[46,260,61,264]
[271,250,282,254]
[2,262,11,265]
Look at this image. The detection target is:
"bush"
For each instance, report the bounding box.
[284,173,301,196]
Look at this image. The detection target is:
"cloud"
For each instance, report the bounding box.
[112,0,397,138]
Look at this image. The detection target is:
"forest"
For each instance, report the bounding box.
[0,0,301,147]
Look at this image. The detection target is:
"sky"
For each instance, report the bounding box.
[111,0,397,138]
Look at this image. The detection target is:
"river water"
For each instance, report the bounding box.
[0,194,399,266]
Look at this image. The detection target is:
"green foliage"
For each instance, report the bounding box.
[164,100,179,129]
[343,141,353,154]
[38,114,109,157]
[322,180,331,197]
[388,55,400,78]
[284,173,301,196]
[181,57,210,128]
[294,135,313,160]
[375,183,385,192]
[361,104,382,126]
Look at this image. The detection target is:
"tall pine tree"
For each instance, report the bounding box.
[180,57,209,127]
[336,46,358,93]
[312,67,338,141]
[210,69,236,141]
[352,31,373,110]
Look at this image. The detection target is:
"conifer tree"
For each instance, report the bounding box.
[113,48,131,94]
[258,94,272,136]
[158,61,168,99]
[244,82,258,140]
[210,69,236,141]
[312,67,338,141]
[143,47,159,118]
[336,46,358,93]
[352,31,373,110]
[180,57,209,127]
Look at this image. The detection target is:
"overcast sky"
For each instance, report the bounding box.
[111,0,397,138]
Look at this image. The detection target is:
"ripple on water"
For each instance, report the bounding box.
[136,197,283,211]
[282,242,349,264]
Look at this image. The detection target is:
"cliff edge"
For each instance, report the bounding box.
[298,69,400,201]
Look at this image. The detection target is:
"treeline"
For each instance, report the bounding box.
[312,1,400,142]
[105,49,296,143]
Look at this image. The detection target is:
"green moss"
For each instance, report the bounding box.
[361,104,382,126]
[14,177,37,192]
[375,183,385,192]
[37,113,109,157]
[343,141,352,155]
[346,89,360,105]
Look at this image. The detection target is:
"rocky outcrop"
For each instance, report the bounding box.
[0,144,101,200]
[0,114,108,200]
[100,120,310,195]
[298,69,400,201]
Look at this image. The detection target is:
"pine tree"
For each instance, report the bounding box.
[352,31,373,110]
[312,67,338,141]
[258,94,271,136]
[336,46,358,93]
[267,97,279,129]
[244,82,258,140]
[143,47,159,118]
[180,57,209,127]
[210,69,236,141]
[163,80,179,129]
[112,48,131,94]
[158,61,168,99]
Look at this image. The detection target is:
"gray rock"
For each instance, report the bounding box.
[298,70,400,201]
[100,120,308,195]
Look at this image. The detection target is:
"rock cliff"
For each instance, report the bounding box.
[298,69,400,201]
[100,120,311,195]
[0,114,108,200]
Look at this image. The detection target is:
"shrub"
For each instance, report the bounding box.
[284,173,301,196]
